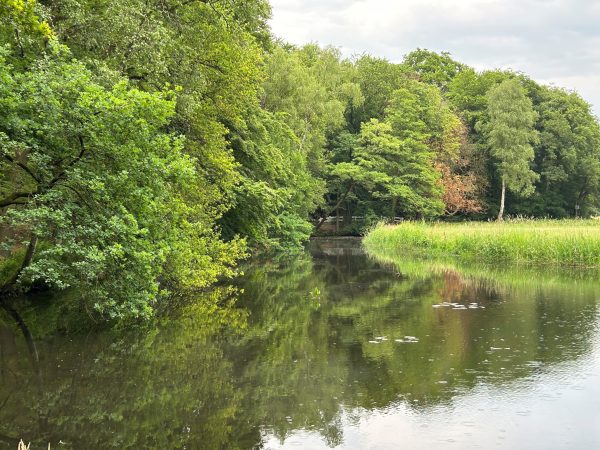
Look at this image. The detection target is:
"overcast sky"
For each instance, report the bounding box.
[269,0,600,116]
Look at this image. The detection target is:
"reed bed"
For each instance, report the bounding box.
[363,219,600,267]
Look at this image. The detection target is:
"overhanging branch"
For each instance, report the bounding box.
[1,153,41,184]
[0,191,36,208]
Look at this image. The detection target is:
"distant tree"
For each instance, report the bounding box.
[324,78,472,223]
[480,79,539,221]
[436,161,483,215]
[446,69,509,133]
[534,86,600,216]
[402,49,465,91]
[350,56,407,130]
[355,119,443,219]
[261,45,352,173]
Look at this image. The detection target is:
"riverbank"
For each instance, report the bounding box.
[363,220,600,267]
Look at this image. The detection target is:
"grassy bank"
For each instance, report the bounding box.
[363,219,600,267]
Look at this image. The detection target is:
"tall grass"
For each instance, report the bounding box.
[363,219,600,267]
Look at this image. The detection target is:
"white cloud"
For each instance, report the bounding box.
[270,0,600,116]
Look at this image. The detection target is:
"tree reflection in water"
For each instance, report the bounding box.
[1,238,599,449]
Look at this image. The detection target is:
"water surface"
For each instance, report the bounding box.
[1,238,600,449]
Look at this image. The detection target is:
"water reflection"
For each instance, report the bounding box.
[1,238,599,449]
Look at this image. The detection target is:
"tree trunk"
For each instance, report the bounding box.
[390,197,397,220]
[344,199,352,227]
[314,182,354,232]
[1,234,37,293]
[576,187,588,218]
[497,178,506,221]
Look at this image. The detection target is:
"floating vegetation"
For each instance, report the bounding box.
[395,336,419,343]
[369,336,389,344]
[431,301,486,310]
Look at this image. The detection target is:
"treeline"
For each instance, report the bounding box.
[1,0,599,319]
[318,52,600,226]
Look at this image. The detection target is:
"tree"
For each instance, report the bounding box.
[436,161,483,215]
[447,69,509,133]
[533,86,600,217]
[350,55,406,131]
[262,45,356,175]
[354,119,443,219]
[323,77,471,225]
[480,79,539,221]
[402,49,465,91]
[260,45,361,236]
[222,105,322,251]
[40,0,272,243]
[0,41,244,318]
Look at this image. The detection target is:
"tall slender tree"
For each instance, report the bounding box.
[480,79,539,220]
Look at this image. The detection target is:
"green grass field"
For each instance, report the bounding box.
[363,219,600,267]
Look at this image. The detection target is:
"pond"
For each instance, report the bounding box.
[1,238,600,449]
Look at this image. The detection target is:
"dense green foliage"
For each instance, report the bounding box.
[2,0,600,319]
[0,43,223,319]
[364,220,600,266]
